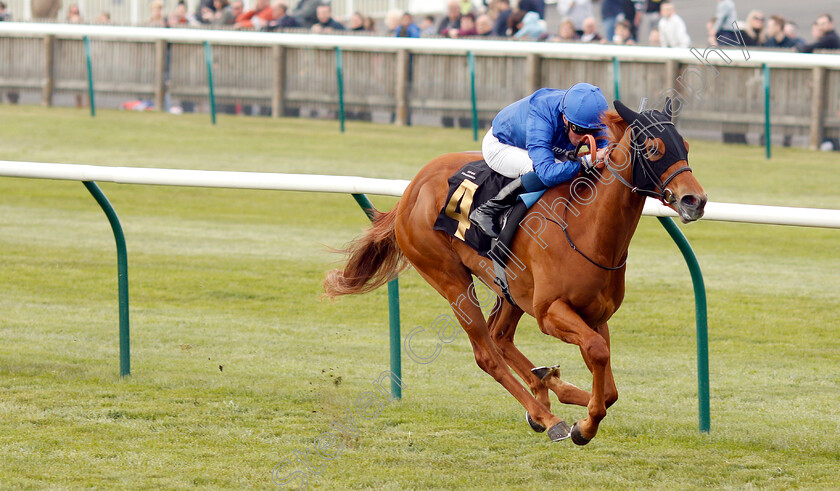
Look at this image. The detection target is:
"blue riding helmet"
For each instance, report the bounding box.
[561,83,609,130]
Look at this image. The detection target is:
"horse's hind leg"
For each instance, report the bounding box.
[489,298,591,410]
[402,245,570,438]
[487,297,551,430]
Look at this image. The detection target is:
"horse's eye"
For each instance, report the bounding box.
[645,138,664,161]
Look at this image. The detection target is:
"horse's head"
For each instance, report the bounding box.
[607,99,707,223]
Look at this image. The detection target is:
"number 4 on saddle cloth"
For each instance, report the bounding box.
[433,160,548,305]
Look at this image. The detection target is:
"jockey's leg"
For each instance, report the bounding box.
[470,129,539,238]
[480,128,533,179]
[469,177,526,237]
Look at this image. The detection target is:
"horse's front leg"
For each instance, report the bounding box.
[537,300,611,445]
[409,266,571,441]
[582,323,618,410]
[489,299,592,409]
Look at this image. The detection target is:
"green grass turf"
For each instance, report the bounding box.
[0,106,838,489]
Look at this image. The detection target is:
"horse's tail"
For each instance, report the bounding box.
[324,205,408,298]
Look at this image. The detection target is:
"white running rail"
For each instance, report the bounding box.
[2,160,840,229]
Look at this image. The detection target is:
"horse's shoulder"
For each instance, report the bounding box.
[540,181,575,201]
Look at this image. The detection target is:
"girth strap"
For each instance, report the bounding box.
[490,238,518,307]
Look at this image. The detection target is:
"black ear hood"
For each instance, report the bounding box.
[612,99,689,194]
[613,98,675,124]
[663,97,674,121]
[613,99,639,125]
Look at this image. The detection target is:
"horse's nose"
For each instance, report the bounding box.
[679,193,707,221]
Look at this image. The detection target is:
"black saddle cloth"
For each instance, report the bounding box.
[433,160,528,258]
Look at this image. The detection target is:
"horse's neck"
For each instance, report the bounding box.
[590,169,646,253]
[563,146,645,264]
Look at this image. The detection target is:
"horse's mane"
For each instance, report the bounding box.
[601,110,629,145]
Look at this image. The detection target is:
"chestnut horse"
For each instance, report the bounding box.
[324,100,707,445]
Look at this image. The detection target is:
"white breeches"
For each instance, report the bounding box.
[481,128,534,178]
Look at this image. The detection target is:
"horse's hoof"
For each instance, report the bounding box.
[525,411,546,433]
[531,366,551,380]
[547,421,571,442]
[531,364,560,381]
[570,422,592,446]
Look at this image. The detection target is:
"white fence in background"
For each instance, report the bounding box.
[2,161,840,229]
[2,22,840,149]
[4,21,840,68]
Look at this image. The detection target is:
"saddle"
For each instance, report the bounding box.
[433,160,531,256]
[433,160,539,306]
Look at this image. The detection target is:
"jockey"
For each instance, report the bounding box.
[469,82,610,238]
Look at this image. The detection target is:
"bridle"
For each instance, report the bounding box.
[601,120,692,206]
[550,117,691,271]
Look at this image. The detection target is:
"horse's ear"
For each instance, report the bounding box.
[614,100,638,124]
[664,98,674,121]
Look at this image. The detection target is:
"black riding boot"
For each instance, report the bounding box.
[469,177,525,238]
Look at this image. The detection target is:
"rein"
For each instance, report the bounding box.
[546,205,629,271]
[542,116,690,271]
[549,118,690,271]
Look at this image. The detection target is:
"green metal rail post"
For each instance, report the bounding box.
[386,279,401,398]
[763,63,771,160]
[612,56,621,101]
[352,193,401,399]
[336,47,346,133]
[468,51,479,142]
[204,41,217,125]
[83,181,130,377]
[83,36,96,117]
[657,216,710,432]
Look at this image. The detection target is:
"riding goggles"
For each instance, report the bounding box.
[568,122,601,135]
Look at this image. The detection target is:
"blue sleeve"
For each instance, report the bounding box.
[533,159,581,188]
[525,96,559,174]
[526,96,581,188]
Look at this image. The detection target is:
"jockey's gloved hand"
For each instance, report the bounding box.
[580,154,594,172]
[553,147,579,162]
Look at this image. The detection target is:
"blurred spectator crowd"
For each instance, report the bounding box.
[1,0,838,53]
